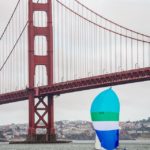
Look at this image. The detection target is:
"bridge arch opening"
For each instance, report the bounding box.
[33,11,47,27]
[34,65,47,87]
[34,36,47,55]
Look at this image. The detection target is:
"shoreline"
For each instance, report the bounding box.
[1,139,150,145]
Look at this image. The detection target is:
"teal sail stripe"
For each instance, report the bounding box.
[91,88,120,113]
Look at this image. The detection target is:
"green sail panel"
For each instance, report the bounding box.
[91,112,119,121]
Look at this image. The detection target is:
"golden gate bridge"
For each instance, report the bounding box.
[0,0,150,142]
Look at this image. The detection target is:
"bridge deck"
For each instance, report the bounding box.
[0,67,150,105]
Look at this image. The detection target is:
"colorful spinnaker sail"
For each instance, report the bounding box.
[91,88,120,150]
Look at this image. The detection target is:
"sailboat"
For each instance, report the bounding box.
[91,88,120,150]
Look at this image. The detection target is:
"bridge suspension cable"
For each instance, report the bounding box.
[75,0,150,39]
[0,0,45,94]
[0,0,150,95]
[0,0,21,40]
[53,0,150,83]
[0,0,28,94]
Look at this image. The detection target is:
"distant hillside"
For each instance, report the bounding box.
[0,131,7,142]
[0,117,150,141]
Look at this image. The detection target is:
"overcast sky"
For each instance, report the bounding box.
[0,0,150,125]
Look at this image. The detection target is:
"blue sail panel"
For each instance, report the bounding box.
[96,129,119,150]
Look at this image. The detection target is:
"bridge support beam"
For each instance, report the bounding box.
[27,95,56,142]
[28,0,56,142]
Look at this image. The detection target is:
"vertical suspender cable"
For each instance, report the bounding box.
[82,4,85,78]
[90,11,92,76]
[125,30,127,70]
[137,34,139,68]
[70,0,72,80]
[61,4,64,82]
[94,14,96,75]
[18,3,20,89]
[109,23,112,73]
[78,3,80,78]
[95,15,98,75]
[83,6,86,77]
[42,10,44,85]
[87,10,89,76]
[143,36,145,67]
[115,26,117,72]
[66,0,68,81]
[131,32,133,69]
[73,2,76,80]
[104,20,106,74]
[100,18,102,74]
[120,27,122,71]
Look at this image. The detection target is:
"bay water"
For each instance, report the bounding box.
[0,140,150,150]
